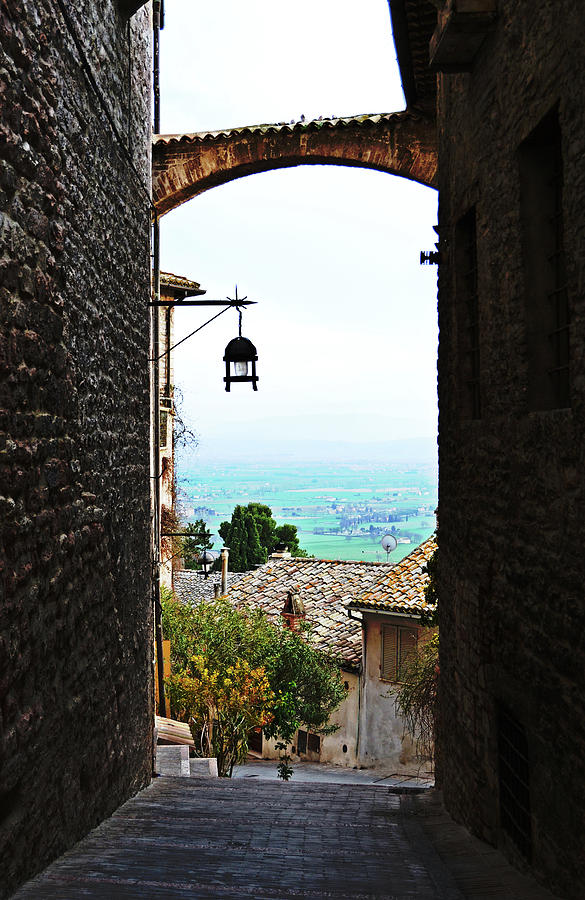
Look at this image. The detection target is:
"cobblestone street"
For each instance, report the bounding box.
[13,777,559,899]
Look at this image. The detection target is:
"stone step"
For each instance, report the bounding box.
[155,745,217,778]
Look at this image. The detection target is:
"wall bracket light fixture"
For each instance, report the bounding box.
[223,289,259,391]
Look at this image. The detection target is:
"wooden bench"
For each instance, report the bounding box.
[155,715,194,747]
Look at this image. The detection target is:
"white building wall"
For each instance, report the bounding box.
[261,669,360,768]
[358,615,414,768]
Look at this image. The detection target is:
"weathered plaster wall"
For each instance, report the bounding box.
[261,670,360,768]
[321,669,359,767]
[0,2,153,895]
[436,3,585,895]
[359,615,420,768]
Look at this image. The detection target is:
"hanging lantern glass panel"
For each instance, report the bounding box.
[223,335,259,391]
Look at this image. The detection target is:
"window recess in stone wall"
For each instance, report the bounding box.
[381,625,418,682]
[159,410,169,450]
[519,109,570,411]
[455,207,481,419]
[497,704,532,861]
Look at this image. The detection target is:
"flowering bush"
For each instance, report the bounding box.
[162,594,346,776]
[168,655,274,777]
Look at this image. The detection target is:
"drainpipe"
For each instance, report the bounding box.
[348,608,364,763]
[221,547,229,595]
[153,0,161,134]
[152,0,166,717]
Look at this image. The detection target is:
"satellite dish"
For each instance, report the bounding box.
[381,534,397,558]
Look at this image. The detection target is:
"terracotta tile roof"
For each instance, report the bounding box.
[160,271,206,296]
[225,557,376,668]
[347,536,436,615]
[173,570,249,604]
[153,109,427,147]
[173,540,436,667]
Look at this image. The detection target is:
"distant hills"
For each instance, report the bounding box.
[179,435,437,466]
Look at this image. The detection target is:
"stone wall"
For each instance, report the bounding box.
[436,3,585,896]
[0,1,153,895]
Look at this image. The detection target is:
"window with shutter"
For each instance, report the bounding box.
[398,628,418,681]
[381,625,418,682]
[159,410,168,449]
[381,625,398,681]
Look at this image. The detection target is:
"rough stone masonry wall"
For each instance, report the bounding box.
[436,2,585,896]
[0,2,153,895]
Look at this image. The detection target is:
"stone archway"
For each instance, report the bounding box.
[153,111,437,216]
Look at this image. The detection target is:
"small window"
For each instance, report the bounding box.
[296,730,321,755]
[296,730,307,754]
[381,625,418,682]
[455,207,481,419]
[159,410,168,449]
[519,108,570,410]
[307,733,321,754]
[498,704,532,860]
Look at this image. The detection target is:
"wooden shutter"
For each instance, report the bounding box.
[398,628,418,681]
[381,626,398,681]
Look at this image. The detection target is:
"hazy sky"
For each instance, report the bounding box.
[159,1,438,458]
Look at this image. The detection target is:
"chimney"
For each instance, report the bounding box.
[282,589,305,630]
[220,547,229,595]
[271,542,291,559]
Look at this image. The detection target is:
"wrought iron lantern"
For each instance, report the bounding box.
[199,549,219,578]
[223,307,259,391]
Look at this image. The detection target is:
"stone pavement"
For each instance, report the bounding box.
[232,757,434,787]
[12,777,561,899]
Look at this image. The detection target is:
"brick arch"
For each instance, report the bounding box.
[153,111,437,216]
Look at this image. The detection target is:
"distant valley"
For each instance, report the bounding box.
[177,452,437,564]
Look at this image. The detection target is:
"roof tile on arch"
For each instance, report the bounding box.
[153,109,427,147]
[225,556,386,668]
[172,540,435,667]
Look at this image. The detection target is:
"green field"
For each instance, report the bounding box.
[177,457,437,564]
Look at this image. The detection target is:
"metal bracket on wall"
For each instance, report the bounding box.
[149,299,257,307]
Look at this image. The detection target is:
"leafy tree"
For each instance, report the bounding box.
[219,505,266,572]
[274,522,309,557]
[219,503,309,571]
[162,594,346,774]
[246,503,275,551]
[182,519,213,570]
